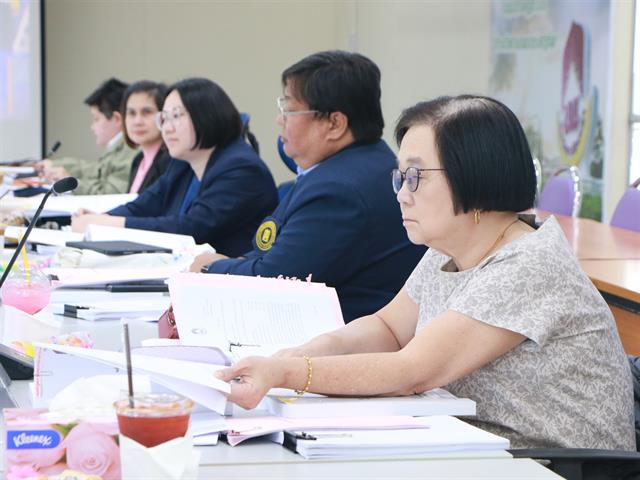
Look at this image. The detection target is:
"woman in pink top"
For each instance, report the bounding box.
[122,81,172,194]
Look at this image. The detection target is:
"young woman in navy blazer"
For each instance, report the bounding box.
[71,78,278,256]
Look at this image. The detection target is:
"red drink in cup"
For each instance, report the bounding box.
[114,393,193,448]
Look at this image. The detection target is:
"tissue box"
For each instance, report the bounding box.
[3,408,120,480]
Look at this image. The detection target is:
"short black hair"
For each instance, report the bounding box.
[122,80,168,148]
[395,95,536,214]
[282,50,384,144]
[166,78,241,150]
[84,77,128,119]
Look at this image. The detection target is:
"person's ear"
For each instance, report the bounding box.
[325,111,349,141]
[111,111,123,126]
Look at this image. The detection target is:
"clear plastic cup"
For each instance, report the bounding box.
[0,264,51,315]
[114,393,193,448]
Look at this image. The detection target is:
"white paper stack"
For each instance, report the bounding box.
[46,193,138,214]
[45,266,179,288]
[266,388,475,418]
[50,298,171,321]
[289,415,509,459]
[4,226,84,247]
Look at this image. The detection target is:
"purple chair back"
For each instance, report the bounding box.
[610,178,640,232]
[538,167,582,217]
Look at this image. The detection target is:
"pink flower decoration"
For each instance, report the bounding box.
[38,462,67,476]
[7,464,41,480]
[64,422,121,480]
[5,424,66,468]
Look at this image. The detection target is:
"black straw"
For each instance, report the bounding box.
[123,322,134,408]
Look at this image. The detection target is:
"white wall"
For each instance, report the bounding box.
[354,1,491,149]
[46,0,351,183]
[44,0,491,183]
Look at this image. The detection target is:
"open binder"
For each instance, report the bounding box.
[167,273,345,361]
[33,274,346,415]
[33,343,231,414]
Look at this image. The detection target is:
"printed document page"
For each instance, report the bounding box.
[168,273,344,353]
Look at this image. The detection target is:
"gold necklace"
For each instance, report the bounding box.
[475,217,520,264]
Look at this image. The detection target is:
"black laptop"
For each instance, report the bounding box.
[65,240,172,256]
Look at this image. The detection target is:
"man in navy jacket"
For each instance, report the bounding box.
[191,51,425,322]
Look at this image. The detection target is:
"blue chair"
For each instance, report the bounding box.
[277,135,297,174]
[277,136,296,201]
[240,113,259,155]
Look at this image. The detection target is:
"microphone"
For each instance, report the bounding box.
[45,141,62,158]
[0,176,78,289]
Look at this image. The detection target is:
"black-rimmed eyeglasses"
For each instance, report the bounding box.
[392,167,444,193]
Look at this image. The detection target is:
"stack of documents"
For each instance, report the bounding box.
[266,388,475,418]
[51,298,171,321]
[45,267,179,289]
[225,415,429,446]
[46,194,138,214]
[286,415,509,459]
[4,226,83,247]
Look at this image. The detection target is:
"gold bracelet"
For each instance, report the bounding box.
[294,355,313,395]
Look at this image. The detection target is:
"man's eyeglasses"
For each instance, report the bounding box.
[155,107,187,130]
[392,167,444,193]
[276,96,319,118]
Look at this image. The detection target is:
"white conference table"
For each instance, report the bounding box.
[1,293,562,479]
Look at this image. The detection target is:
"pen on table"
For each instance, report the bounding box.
[295,432,352,440]
[228,341,262,348]
[106,284,169,293]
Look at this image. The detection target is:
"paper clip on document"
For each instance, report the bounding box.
[294,432,353,441]
[228,341,261,349]
[63,304,89,318]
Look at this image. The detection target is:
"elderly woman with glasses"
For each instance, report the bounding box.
[216,95,635,451]
[72,77,278,257]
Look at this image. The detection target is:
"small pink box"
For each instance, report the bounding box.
[3,408,120,480]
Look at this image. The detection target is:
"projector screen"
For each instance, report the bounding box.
[0,0,43,163]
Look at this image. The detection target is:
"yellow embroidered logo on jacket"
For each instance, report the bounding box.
[255,220,277,251]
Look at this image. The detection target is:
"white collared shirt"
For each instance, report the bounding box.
[106,131,123,152]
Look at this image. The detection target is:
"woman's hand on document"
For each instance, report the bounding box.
[216,356,284,409]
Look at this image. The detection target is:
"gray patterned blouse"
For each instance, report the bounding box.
[405,215,635,450]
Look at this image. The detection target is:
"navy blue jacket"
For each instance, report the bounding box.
[109,138,278,257]
[207,140,426,322]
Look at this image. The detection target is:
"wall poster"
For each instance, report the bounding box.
[490,0,611,219]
